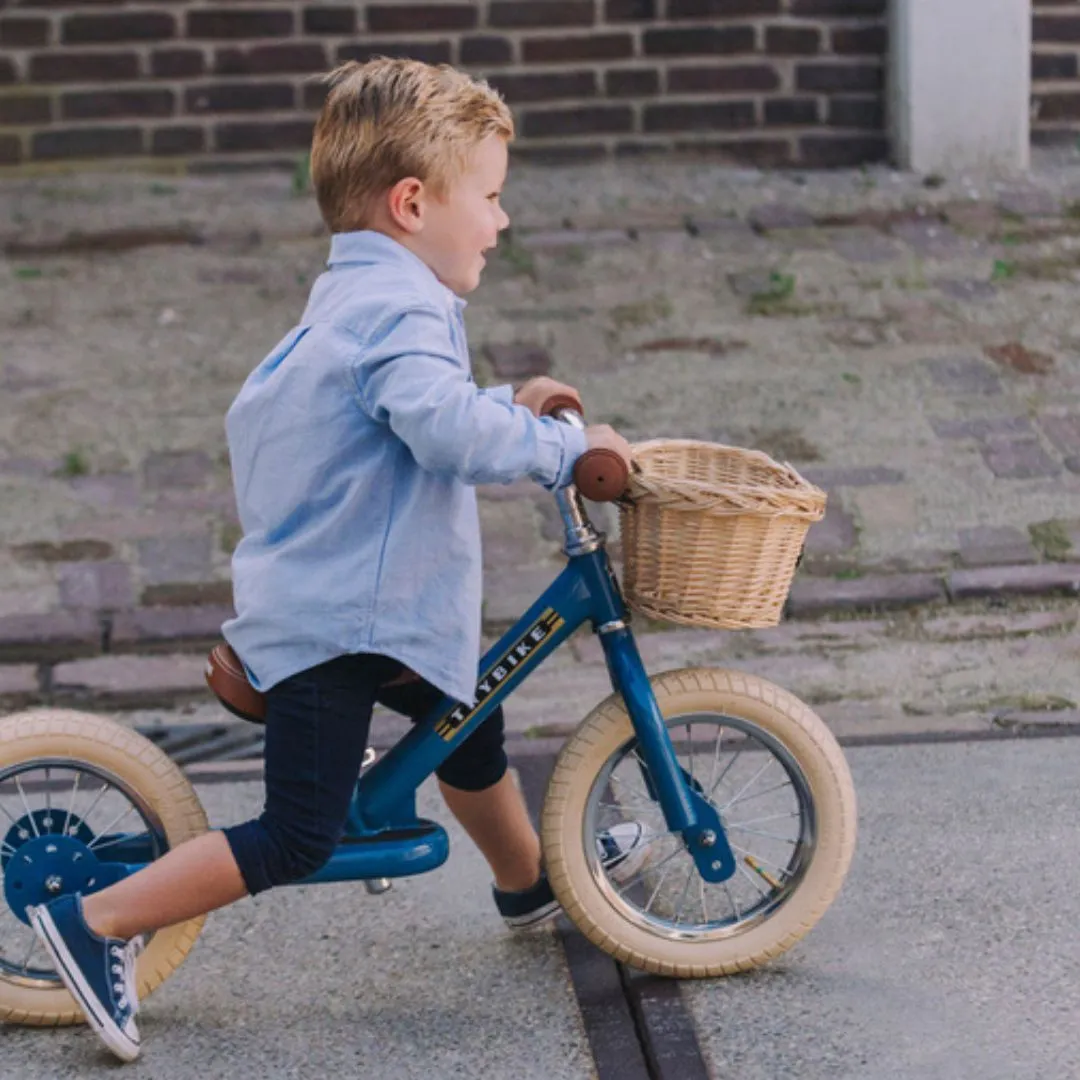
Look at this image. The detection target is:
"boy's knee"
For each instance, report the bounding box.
[264,823,338,885]
[228,817,340,892]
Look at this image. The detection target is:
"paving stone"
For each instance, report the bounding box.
[852,486,917,534]
[52,653,207,707]
[483,343,552,379]
[141,581,234,607]
[890,220,963,256]
[141,450,214,491]
[861,549,954,574]
[942,201,1002,235]
[1066,456,1080,475]
[0,664,40,702]
[0,457,61,478]
[935,278,997,302]
[930,416,1033,440]
[921,609,1075,641]
[1038,414,1080,456]
[0,611,101,662]
[801,465,904,488]
[924,357,1003,396]
[687,217,759,246]
[956,526,1038,568]
[947,563,1080,600]
[110,605,233,649]
[787,573,946,617]
[60,510,195,545]
[137,532,213,585]
[727,270,775,298]
[520,229,627,250]
[482,565,565,629]
[830,229,902,263]
[67,474,140,510]
[748,204,814,230]
[998,189,1063,218]
[993,708,1080,730]
[12,539,113,563]
[58,560,135,610]
[802,499,857,556]
[980,438,1061,479]
[984,342,1055,375]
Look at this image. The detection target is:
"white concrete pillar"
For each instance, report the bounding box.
[889,0,1031,173]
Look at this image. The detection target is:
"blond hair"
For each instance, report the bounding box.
[310,58,514,233]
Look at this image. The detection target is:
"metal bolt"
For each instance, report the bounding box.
[45,875,63,895]
[700,830,716,847]
[711,860,723,871]
[45,844,57,854]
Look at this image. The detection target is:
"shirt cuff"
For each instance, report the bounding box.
[551,423,588,490]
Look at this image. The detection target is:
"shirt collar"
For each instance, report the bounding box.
[327,230,466,312]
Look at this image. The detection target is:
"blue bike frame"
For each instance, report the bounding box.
[302,539,736,887]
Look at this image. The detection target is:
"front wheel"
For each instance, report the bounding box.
[541,668,856,977]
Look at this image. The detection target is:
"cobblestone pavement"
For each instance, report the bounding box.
[2,147,1080,719]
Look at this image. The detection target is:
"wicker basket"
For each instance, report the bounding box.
[618,439,827,630]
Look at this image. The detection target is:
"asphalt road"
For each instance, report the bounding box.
[3,736,1078,1080]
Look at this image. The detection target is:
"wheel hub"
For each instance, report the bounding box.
[1,809,125,926]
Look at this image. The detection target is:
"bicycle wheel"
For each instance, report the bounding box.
[0,709,209,1026]
[541,667,856,977]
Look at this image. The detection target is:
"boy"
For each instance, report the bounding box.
[26,59,639,1063]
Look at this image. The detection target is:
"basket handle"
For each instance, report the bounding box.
[538,395,632,503]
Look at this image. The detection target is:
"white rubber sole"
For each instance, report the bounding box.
[26,905,141,1063]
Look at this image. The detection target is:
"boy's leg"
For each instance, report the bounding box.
[83,653,396,940]
[376,680,541,891]
[437,774,540,893]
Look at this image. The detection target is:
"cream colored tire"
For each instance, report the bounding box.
[0,708,209,1026]
[541,668,857,977]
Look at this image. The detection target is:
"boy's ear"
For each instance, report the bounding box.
[387,177,425,234]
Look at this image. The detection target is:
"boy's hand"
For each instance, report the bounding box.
[585,424,633,471]
[513,377,583,418]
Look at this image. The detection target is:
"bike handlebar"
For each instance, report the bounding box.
[537,392,631,503]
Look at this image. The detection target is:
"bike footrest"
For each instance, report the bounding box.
[296,820,449,886]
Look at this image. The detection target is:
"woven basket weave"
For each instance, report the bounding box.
[618,439,827,630]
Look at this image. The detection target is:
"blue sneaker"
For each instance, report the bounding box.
[27,895,141,1063]
[495,821,652,931]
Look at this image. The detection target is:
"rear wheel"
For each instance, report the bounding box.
[0,709,209,1026]
[541,668,857,977]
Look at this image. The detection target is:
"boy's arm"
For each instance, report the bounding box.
[354,305,587,490]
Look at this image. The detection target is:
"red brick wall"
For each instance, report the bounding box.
[0,0,890,171]
[1034,1,1080,139]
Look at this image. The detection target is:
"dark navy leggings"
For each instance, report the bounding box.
[224,653,506,895]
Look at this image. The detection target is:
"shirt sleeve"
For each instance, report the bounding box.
[353,305,587,490]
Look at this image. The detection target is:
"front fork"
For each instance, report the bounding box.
[600,627,736,883]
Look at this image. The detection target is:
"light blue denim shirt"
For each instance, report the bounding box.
[222,230,587,704]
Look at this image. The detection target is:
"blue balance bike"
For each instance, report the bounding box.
[0,410,856,1026]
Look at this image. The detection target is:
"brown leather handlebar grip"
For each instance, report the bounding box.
[538,391,584,418]
[573,447,631,502]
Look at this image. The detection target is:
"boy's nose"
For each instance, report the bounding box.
[497,207,510,231]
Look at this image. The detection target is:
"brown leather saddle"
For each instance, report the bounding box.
[204,642,422,725]
[205,642,267,724]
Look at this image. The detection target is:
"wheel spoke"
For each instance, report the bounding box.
[726,810,799,828]
[707,746,743,801]
[723,779,793,809]
[720,757,775,812]
[722,880,742,920]
[643,855,679,913]
[706,725,725,794]
[619,844,683,896]
[87,805,136,850]
[699,876,708,925]
[88,829,149,854]
[672,866,696,925]
[729,842,792,879]
[14,777,39,837]
[17,931,40,975]
[44,767,51,821]
[77,782,111,831]
[727,824,797,843]
[61,771,82,837]
[1,838,16,856]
